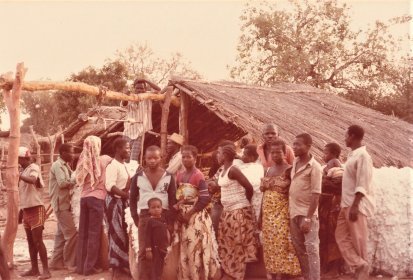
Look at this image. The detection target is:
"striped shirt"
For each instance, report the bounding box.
[176,168,211,212]
[218,164,250,211]
[121,100,153,139]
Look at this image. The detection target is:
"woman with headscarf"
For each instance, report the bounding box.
[216,144,258,280]
[75,136,112,276]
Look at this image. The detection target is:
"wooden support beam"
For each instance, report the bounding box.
[47,126,63,163]
[160,88,178,167]
[1,63,26,267]
[179,91,189,145]
[29,126,41,166]
[0,79,180,107]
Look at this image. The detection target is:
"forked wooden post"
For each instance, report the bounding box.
[29,126,41,166]
[160,88,175,167]
[179,91,189,145]
[1,63,27,267]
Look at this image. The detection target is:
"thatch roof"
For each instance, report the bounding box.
[169,80,412,168]
[47,80,412,168]
[35,106,128,157]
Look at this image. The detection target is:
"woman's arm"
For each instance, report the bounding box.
[228,166,254,201]
[129,174,140,227]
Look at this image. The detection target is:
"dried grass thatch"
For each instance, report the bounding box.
[41,80,412,168]
[169,80,412,168]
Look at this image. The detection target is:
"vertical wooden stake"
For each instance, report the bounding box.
[160,88,174,168]
[1,63,27,267]
[179,91,189,145]
[29,126,41,166]
[0,147,5,189]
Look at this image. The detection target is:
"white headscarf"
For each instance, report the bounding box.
[75,136,102,188]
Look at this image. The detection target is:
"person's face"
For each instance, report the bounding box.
[216,147,225,165]
[270,146,285,164]
[345,131,353,147]
[323,147,334,163]
[293,137,310,157]
[61,147,74,163]
[118,143,131,160]
[167,140,179,155]
[241,150,254,164]
[263,126,278,145]
[182,150,196,169]
[18,157,30,167]
[134,82,146,94]
[148,200,163,217]
[145,150,161,169]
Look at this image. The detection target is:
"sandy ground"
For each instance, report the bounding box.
[0,191,408,280]
[6,215,403,280]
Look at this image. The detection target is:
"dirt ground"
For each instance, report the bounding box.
[6,216,402,280]
[0,191,408,280]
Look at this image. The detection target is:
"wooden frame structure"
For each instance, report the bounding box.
[0,63,190,267]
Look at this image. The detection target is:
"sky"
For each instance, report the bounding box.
[0,0,411,130]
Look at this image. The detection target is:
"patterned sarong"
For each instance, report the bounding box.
[165,205,220,280]
[218,206,258,279]
[105,195,129,269]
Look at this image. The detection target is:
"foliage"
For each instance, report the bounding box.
[22,60,128,135]
[231,0,412,122]
[21,43,200,135]
[113,42,201,87]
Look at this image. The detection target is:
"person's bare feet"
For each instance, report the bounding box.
[20,269,40,277]
[38,270,51,279]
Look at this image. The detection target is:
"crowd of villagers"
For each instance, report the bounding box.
[12,80,374,280]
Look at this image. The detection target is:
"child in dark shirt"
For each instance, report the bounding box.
[144,197,169,280]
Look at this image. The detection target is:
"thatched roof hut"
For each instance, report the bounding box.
[168,79,412,168]
[42,79,412,168]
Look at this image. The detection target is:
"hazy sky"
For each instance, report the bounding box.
[0,0,410,129]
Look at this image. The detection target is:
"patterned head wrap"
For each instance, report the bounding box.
[75,136,102,188]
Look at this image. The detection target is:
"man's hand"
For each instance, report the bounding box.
[182,210,194,223]
[349,203,359,222]
[300,218,311,234]
[145,250,153,260]
[207,181,219,194]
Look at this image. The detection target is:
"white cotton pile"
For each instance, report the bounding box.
[367,166,413,276]
[71,186,82,231]
[125,206,139,255]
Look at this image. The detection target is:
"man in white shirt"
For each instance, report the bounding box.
[335,125,375,280]
[121,79,159,161]
[105,138,131,278]
[166,133,184,174]
[239,144,264,221]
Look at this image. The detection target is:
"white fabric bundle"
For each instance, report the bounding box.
[367,167,412,276]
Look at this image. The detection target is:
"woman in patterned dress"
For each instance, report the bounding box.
[260,140,301,279]
[216,144,258,280]
[169,145,220,280]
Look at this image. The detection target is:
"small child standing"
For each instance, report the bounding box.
[323,142,343,177]
[144,197,169,280]
[320,143,344,273]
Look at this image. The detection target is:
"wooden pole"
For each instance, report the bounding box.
[160,88,177,167]
[0,79,180,107]
[1,63,27,267]
[29,126,41,166]
[179,91,189,145]
[0,147,5,190]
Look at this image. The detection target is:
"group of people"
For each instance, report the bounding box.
[15,122,375,280]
